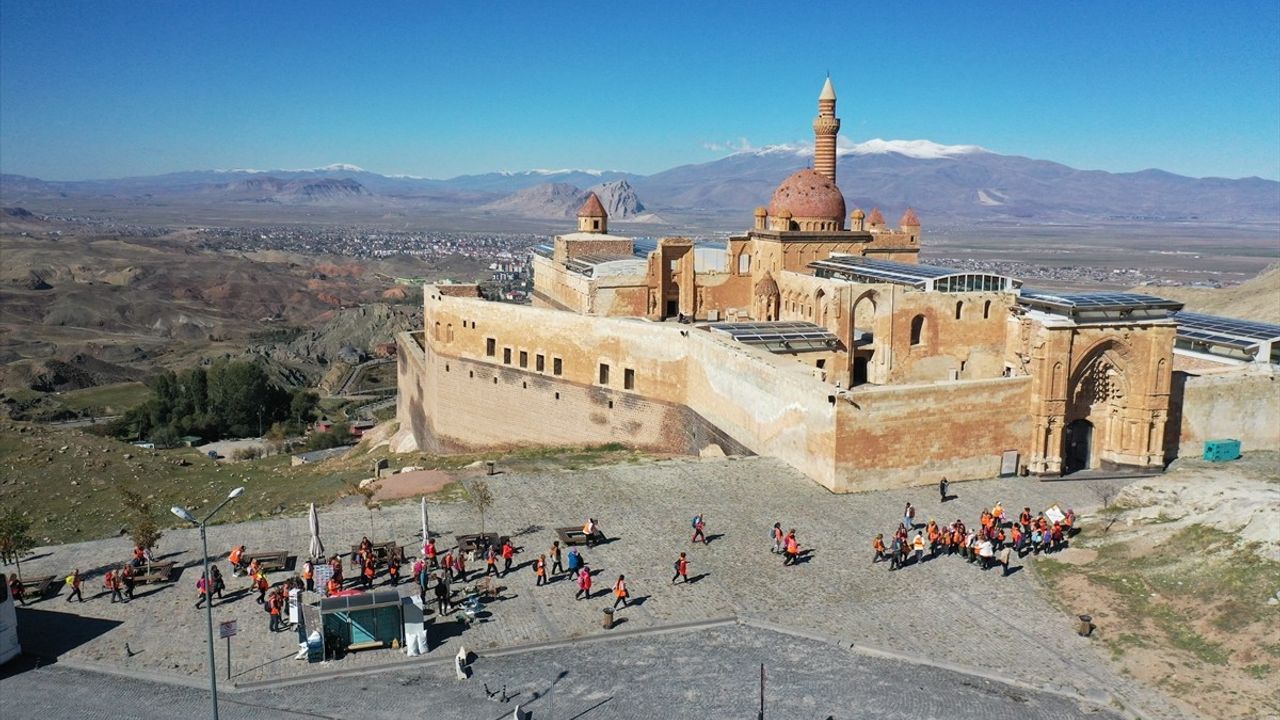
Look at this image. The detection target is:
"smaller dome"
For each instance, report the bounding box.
[851,208,865,219]
[867,208,885,225]
[577,192,607,218]
[900,208,920,226]
[754,271,780,298]
[778,209,793,219]
[753,206,767,217]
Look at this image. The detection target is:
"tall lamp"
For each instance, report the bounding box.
[172,486,245,720]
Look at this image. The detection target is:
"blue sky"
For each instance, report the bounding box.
[2,2,1278,181]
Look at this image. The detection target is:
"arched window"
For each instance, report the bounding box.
[954,301,964,320]
[983,300,992,319]
[910,314,926,345]
[738,253,750,274]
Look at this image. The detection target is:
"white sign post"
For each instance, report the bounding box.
[219,620,238,680]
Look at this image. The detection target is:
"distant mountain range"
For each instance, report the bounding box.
[3,141,1277,225]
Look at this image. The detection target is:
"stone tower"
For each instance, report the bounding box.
[577,192,608,234]
[813,76,840,183]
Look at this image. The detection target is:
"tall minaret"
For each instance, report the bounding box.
[813,76,840,183]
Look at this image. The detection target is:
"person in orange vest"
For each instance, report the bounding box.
[872,534,887,563]
[325,576,341,597]
[229,545,246,575]
[484,546,499,577]
[534,554,547,587]
[672,552,689,583]
[950,526,964,556]
[132,545,146,567]
[926,520,941,557]
[424,538,438,569]
[65,568,83,603]
[783,530,800,566]
[247,558,261,587]
[612,574,629,609]
[301,559,314,592]
[575,566,592,600]
[501,540,515,577]
[121,564,136,602]
[441,550,455,582]
[267,589,282,632]
[361,556,376,589]
[386,553,401,587]
[1019,508,1033,533]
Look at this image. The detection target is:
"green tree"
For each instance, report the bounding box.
[290,389,319,424]
[119,490,164,552]
[0,509,36,580]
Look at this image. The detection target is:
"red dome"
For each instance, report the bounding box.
[768,169,846,222]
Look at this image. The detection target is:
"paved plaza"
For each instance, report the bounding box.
[7,456,1184,718]
[4,624,1123,720]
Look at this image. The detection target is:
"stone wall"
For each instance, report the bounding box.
[1175,365,1280,455]
[834,376,1033,491]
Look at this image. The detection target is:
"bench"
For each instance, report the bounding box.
[455,533,509,556]
[19,575,55,600]
[349,541,402,568]
[134,561,176,585]
[346,640,385,652]
[244,551,290,573]
[556,527,605,547]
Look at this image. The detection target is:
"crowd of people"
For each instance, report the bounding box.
[872,483,1077,576]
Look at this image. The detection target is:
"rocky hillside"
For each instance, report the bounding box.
[479,179,645,219]
[1135,265,1280,323]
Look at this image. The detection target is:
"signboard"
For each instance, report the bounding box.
[218,620,238,639]
[999,450,1020,477]
[1044,505,1066,524]
[313,564,334,596]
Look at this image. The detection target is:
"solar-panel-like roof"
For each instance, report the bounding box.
[1018,289,1184,313]
[809,255,1018,292]
[1173,311,1280,351]
[708,321,840,353]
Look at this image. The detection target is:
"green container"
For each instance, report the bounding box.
[1203,439,1241,462]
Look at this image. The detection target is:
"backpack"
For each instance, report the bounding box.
[691,516,699,529]
[673,560,681,570]
[65,574,75,586]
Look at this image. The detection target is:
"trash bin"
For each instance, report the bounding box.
[602,607,614,629]
[1076,614,1095,637]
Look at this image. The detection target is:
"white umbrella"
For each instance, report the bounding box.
[420,497,429,549]
[308,503,324,560]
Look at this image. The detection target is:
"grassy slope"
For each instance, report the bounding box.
[1036,524,1280,719]
[0,420,647,546]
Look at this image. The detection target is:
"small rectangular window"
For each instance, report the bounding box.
[553,358,563,376]
[503,348,512,364]
[536,354,545,372]
[485,338,496,357]
[599,363,610,385]
[519,351,528,368]
[624,368,635,390]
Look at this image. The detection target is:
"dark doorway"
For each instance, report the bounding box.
[1064,419,1093,473]
[665,299,678,318]
[852,357,869,386]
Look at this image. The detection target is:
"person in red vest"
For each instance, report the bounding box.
[501,540,515,577]
[325,576,341,597]
[424,538,438,569]
[612,575,629,609]
[672,552,689,584]
[362,557,376,589]
[9,575,26,606]
[575,566,592,600]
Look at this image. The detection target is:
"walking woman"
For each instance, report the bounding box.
[612,575,629,609]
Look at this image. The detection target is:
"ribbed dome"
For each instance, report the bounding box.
[754,271,780,298]
[899,207,920,226]
[768,169,846,222]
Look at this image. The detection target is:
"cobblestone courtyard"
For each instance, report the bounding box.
[7,456,1181,717]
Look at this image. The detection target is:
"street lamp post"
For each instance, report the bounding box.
[172,486,244,720]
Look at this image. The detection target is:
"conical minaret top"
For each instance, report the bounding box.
[813,76,840,183]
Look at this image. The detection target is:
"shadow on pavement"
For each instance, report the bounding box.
[10,607,123,670]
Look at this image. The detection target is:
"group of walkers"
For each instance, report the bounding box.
[872,482,1077,576]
